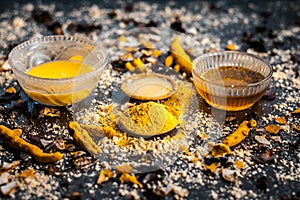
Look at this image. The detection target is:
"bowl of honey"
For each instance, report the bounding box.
[192,51,272,111]
[8,35,109,106]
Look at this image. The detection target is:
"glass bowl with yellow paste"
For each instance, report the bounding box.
[8,35,109,106]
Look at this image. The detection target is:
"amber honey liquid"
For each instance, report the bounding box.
[195,66,266,111]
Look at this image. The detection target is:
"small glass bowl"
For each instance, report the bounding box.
[8,35,109,106]
[192,51,272,111]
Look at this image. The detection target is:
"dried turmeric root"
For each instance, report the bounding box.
[170,36,193,76]
[97,169,116,185]
[69,121,101,155]
[0,125,63,163]
[119,173,143,188]
[222,119,257,147]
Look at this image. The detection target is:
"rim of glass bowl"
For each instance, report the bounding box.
[192,51,273,88]
[8,35,110,84]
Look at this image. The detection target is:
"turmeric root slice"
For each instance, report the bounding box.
[222,119,257,147]
[69,122,102,155]
[0,125,63,163]
[170,36,193,76]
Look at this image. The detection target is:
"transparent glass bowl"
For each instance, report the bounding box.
[192,51,273,111]
[8,35,109,106]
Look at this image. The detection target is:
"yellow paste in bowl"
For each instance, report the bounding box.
[26,60,94,78]
[24,60,95,106]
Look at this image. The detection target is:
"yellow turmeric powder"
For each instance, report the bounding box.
[0,125,63,163]
[94,78,194,148]
[116,102,168,137]
[159,107,179,134]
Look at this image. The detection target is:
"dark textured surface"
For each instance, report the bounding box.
[0,0,300,199]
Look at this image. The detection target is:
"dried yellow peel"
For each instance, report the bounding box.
[131,57,148,72]
[206,163,220,173]
[265,124,281,134]
[5,87,16,94]
[69,121,101,155]
[152,49,162,57]
[222,119,257,147]
[132,57,144,67]
[170,36,193,75]
[125,62,135,71]
[0,125,63,163]
[173,64,180,72]
[164,55,174,67]
[211,143,231,157]
[235,160,245,169]
[225,44,237,51]
[18,169,35,178]
[97,169,116,185]
[275,116,286,125]
[119,173,142,188]
[291,108,300,114]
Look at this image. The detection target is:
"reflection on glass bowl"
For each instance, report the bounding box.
[8,35,109,106]
[192,51,273,111]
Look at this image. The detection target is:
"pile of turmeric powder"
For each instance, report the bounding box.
[68,78,196,156]
[116,101,179,137]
